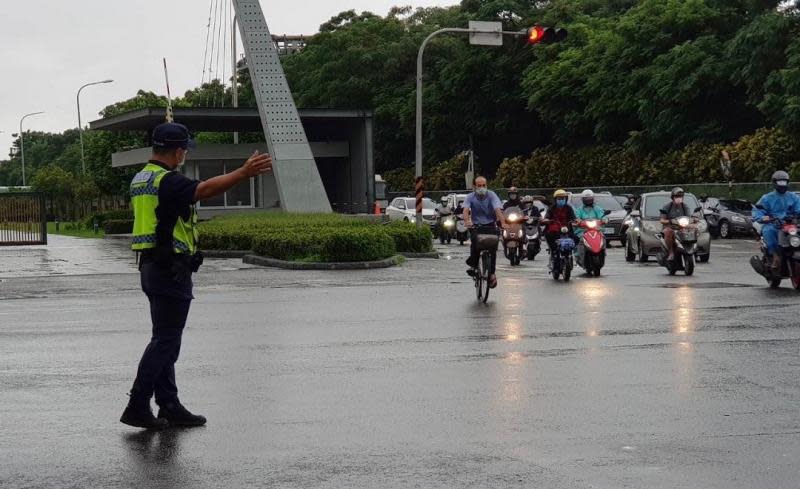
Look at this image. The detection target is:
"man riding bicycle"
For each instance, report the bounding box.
[463,176,508,289]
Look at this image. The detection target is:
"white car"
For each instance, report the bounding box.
[386,197,437,226]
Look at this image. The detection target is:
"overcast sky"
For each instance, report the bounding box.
[0,0,454,158]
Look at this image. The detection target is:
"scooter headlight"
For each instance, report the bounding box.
[444,220,454,228]
[561,226,569,234]
[586,220,597,229]
[790,236,800,248]
[678,217,690,227]
[508,213,519,222]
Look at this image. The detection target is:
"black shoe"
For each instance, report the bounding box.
[466,268,478,278]
[158,402,206,427]
[120,405,169,431]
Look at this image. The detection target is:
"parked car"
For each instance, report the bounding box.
[386,197,438,227]
[568,192,627,246]
[625,191,711,263]
[705,198,756,238]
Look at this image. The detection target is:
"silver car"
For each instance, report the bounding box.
[385,197,437,227]
[624,191,711,263]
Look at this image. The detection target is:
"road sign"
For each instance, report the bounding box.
[469,21,503,46]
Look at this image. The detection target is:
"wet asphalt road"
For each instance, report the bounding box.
[1,236,799,488]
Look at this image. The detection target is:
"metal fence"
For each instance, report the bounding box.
[0,193,47,246]
[389,182,775,204]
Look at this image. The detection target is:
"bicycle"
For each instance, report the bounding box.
[470,232,499,303]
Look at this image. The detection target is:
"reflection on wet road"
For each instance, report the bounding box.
[1,237,798,488]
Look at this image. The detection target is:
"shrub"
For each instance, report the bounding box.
[104,219,134,234]
[198,212,422,262]
[383,221,433,253]
[320,229,396,262]
[85,209,134,229]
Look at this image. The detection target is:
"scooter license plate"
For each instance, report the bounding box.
[602,227,615,235]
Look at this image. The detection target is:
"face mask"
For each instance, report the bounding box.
[776,181,789,193]
[583,199,594,207]
[673,197,683,205]
[556,199,566,207]
[476,187,488,196]
[508,194,518,201]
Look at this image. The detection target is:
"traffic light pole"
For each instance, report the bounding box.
[415,26,526,227]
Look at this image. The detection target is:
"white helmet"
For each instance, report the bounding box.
[581,189,594,198]
[581,189,595,206]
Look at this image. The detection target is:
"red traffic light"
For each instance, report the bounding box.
[526,25,567,45]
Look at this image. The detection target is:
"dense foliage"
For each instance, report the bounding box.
[2,0,799,202]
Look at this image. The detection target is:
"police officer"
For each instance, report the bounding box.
[120,122,272,430]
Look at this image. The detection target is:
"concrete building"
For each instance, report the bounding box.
[89,107,375,217]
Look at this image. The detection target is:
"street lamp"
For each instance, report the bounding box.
[77,79,114,174]
[19,111,45,186]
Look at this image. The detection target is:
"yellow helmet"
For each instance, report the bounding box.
[553,189,568,198]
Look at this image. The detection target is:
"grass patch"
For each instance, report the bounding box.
[47,222,105,239]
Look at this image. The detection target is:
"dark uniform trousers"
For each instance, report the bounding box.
[130,258,193,407]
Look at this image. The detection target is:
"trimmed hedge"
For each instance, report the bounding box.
[104,219,134,234]
[85,209,134,229]
[198,213,432,262]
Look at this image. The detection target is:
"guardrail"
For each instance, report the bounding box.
[0,192,47,246]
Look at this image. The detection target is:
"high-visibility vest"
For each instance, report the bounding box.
[130,163,198,254]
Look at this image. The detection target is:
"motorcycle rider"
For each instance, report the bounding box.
[574,189,608,256]
[660,187,695,262]
[464,176,508,289]
[544,189,577,254]
[753,170,800,273]
[503,187,523,211]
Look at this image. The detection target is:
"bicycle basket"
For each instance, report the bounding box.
[475,234,499,251]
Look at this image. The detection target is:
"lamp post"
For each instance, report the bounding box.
[19,112,45,186]
[77,79,114,174]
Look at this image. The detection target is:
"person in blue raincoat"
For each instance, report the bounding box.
[753,170,800,272]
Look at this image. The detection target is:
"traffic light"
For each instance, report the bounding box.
[526,25,567,45]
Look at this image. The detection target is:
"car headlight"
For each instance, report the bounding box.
[408,216,415,223]
[731,215,745,223]
[789,228,798,236]
[623,218,632,226]
[791,236,800,247]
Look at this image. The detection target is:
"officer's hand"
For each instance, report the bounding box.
[241,151,273,178]
[762,216,771,223]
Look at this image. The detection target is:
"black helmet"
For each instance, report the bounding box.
[671,187,685,198]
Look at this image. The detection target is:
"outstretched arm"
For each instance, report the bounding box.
[194,151,272,202]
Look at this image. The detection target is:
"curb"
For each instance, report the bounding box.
[202,250,250,258]
[400,251,440,259]
[242,254,404,270]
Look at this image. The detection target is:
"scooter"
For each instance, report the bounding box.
[656,215,700,276]
[455,214,469,245]
[749,210,800,289]
[502,206,527,266]
[435,208,455,245]
[524,208,541,261]
[575,210,611,277]
[548,226,575,281]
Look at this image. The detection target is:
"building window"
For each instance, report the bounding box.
[196,160,253,208]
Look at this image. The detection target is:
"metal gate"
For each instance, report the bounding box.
[0,193,47,246]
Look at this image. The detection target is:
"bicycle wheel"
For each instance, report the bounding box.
[474,267,483,301]
[480,252,491,303]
